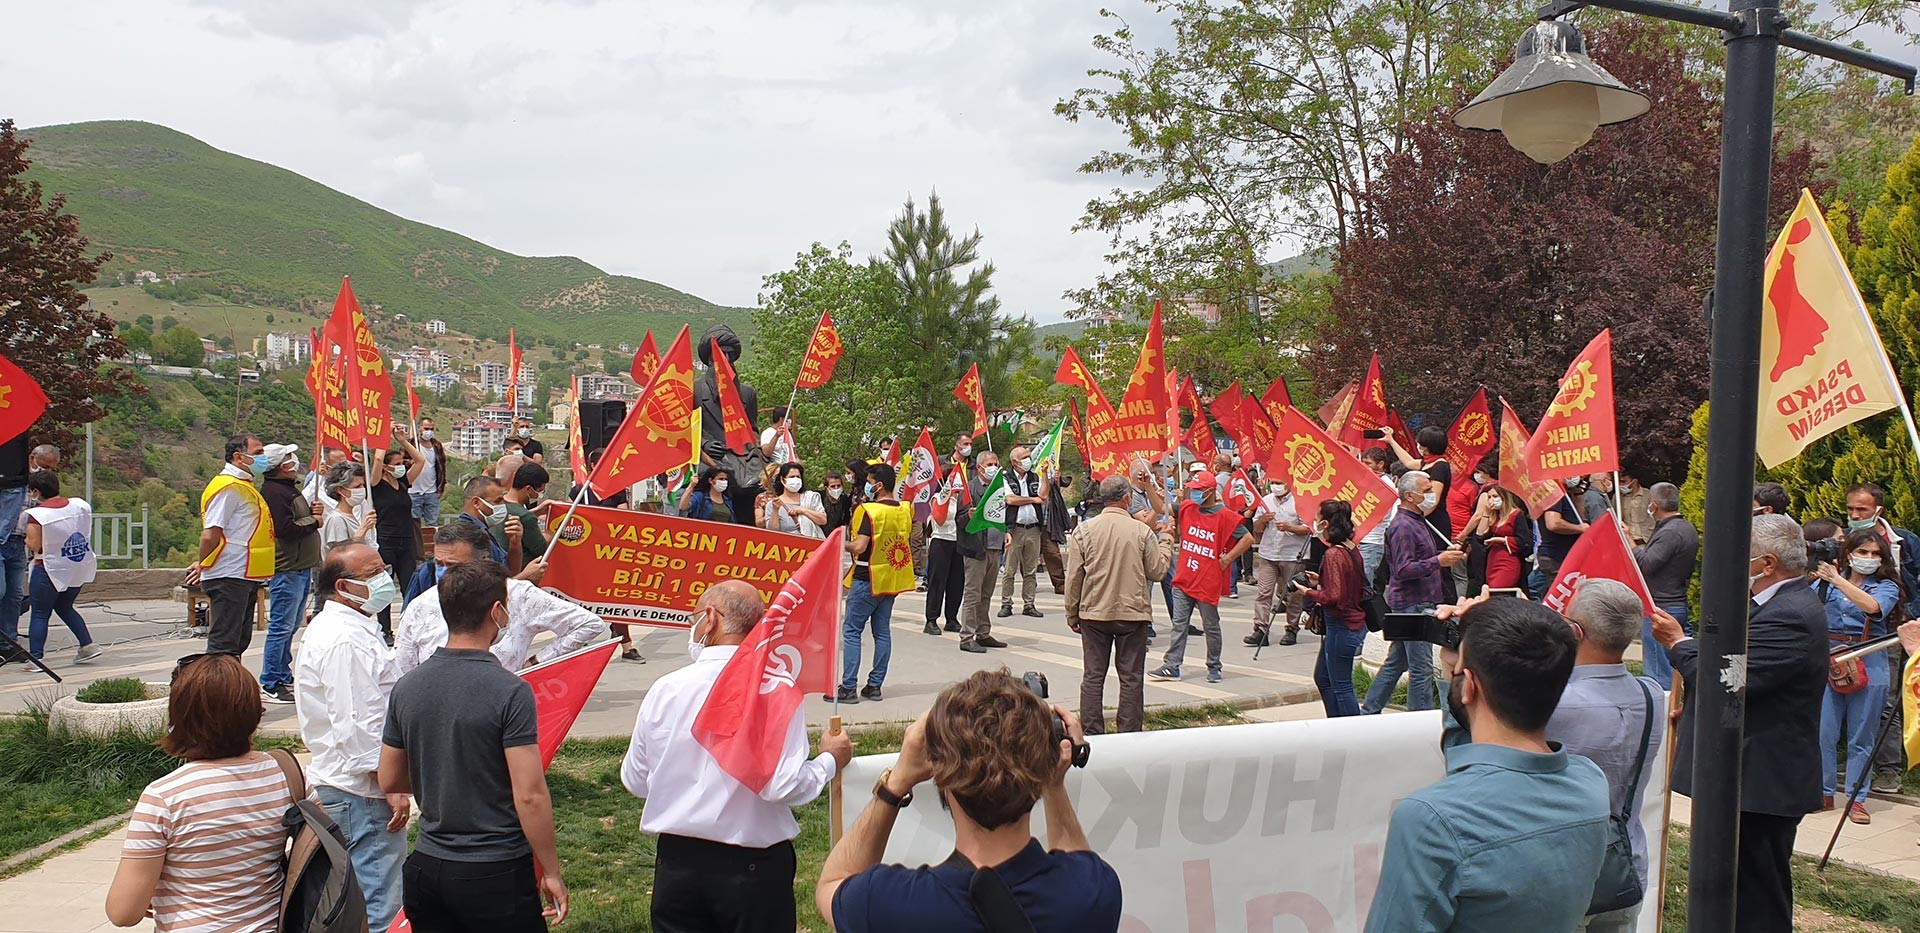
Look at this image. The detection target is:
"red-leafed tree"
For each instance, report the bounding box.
[1321,19,1824,478]
[0,119,134,452]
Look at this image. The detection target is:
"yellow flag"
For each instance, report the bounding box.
[1904,651,1920,772]
[1756,189,1904,468]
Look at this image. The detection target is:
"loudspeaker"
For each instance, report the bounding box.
[578,399,627,454]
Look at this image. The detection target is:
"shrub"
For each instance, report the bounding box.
[75,678,150,704]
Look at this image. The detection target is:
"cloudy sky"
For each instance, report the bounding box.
[11,0,1177,323]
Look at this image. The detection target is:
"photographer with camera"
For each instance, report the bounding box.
[1366,596,1610,931]
[817,669,1116,933]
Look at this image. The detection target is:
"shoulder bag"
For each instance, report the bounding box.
[1586,680,1655,916]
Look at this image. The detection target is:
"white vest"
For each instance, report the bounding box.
[28,498,97,592]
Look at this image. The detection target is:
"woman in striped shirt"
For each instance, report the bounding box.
[107,654,306,931]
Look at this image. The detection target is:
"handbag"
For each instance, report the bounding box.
[1587,680,1655,916]
[1362,543,1390,633]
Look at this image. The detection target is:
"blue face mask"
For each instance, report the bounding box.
[1188,490,1207,505]
[249,453,273,475]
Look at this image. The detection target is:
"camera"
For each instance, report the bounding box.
[1809,537,1844,567]
[1382,612,1462,650]
[1022,672,1091,768]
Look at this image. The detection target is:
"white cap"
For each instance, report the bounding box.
[263,443,300,470]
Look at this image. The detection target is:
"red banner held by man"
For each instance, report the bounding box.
[0,350,49,448]
[630,330,661,387]
[1239,393,1277,464]
[1265,405,1395,543]
[709,339,757,453]
[1184,413,1218,461]
[521,640,620,768]
[324,277,393,447]
[305,329,351,452]
[954,363,989,439]
[1522,329,1619,482]
[1445,388,1496,477]
[796,310,844,389]
[1208,381,1247,442]
[1500,398,1569,519]
[1056,346,1120,476]
[1224,469,1258,513]
[590,326,695,499]
[1539,512,1655,616]
[1112,303,1172,463]
[691,529,843,793]
[1340,354,1391,447]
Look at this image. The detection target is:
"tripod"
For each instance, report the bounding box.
[0,628,63,684]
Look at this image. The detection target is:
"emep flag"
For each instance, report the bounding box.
[1756,189,1905,468]
[1539,512,1655,617]
[1522,329,1619,482]
[691,529,844,793]
[1265,405,1393,543]
[796,309,845,389]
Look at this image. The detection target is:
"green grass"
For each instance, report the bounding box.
[1661,825,1920,931]
[0,698,179,861]
[22,120,750,346]
[73,678,151,704]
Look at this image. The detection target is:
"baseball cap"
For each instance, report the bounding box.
[1187,470,1216,491]
[263,443,300,469]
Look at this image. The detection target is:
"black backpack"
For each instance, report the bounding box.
[268,748,371,933]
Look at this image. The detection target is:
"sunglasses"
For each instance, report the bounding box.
[172,653,209,684]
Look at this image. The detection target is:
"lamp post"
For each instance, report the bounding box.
[1455,4,1912,929]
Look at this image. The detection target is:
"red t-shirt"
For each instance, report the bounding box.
[1446,471,1479,537]
[1172,501,1246,605]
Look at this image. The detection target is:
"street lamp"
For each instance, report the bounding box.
[1456,2,1913,930]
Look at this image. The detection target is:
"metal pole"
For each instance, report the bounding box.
[1690,0,1780,926]
[84,422,94,503]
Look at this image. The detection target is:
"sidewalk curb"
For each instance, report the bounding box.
[0,812,125,879]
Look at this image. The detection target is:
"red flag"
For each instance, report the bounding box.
[1208,381,1247,440]
[1067,399,1090,471]
[1239,393,1278,464]
[1317,381,1358,431]
[1523,329,1619,482]
[796,310,844,389]
[1113,303,1172,463]
[591,327,695,498]
[1340,354,1391,447]
[1388,410,1412,446]
[709,339,756,453]
[1539,512,1655,616]
[1444,388,1496,478]
[306,329,351,453]
[507,327,523,396]
[405,370,420,426]
[1055,346,1111,409]
[325,277,393,446]
[1224,468,1257,513]
[1265,405,1395,543]
[1055,347,1121,477]
[521,639,619,768]
[1261,376,1292,415]
[954,363,989,438]
[566,376,588,482]
[1177,375,1205,418]
[0,351,49,447]
[691,529,842,793]
[901,428,942,513]
[630,331,661,387]
[1500,399,1569,519]
[1184,414,1218,461]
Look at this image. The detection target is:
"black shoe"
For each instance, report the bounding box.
[960,640,987,654]
[997,605,1013,618]
[1022,607,1044,618]
[924,621,941,636]
[835,687,861,704]
[0,646,29,664]
[944,621,962,633]
[261,685,295,705]
[860,685,882,701]
[1245,628,1269,647]
[1277,629,1298,647]
[976,635,1008,649]
[1187,625,1203,636]
[621,647,644,662]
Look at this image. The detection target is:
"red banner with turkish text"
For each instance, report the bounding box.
[326,277,394,446]
[1340,354,1391,447]
[1111,303,1172,463]
[1266,405,1394,543]
[1500,399,1569,519]
[796,310,844,389]
[590,326,695,499]
[1522,329,1619,481]
[1539,512,1655,616]
[710,339,757,453]
[541,505,823,627]
[305,330,352,453]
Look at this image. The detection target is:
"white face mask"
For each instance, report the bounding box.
[959,445,973,458]
[1017,458,1032,472]
[1268,483,1285,497]
[390,465,407,479]
[784,477,803,493]
[687,610,710,661]
[827,487,843,500]
[476,498,504,521]
[347,488,367,506]
[420,430,435,440]
[983,465,1000,481]
[1852,556,1884,576]
[1421,492,1439,513]
[714,480,729,494]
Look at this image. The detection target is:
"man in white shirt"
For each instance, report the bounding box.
[620,580,852,932]
[187,434,272,656]
[1251,480,1314,647]
[393,524,607,675]
[294,543,410,930]
[997,445,1049,619]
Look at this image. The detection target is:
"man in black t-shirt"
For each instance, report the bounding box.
[512,419,544,463]
[817,670,1120,933]
[1528,484,1590,599]
[381,561,567,931]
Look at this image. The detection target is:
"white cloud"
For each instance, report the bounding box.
[9,0,1169,321]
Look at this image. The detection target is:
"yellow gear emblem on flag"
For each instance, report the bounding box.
[0,384,11,408]
[1285,433,1335,497]
[637,360,693,443]
[1547,361,1598,417]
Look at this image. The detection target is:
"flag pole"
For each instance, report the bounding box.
[828,559,844,843]
[537,484,593,564]
[1654,673,1683,920]
[1611,470,1625,521]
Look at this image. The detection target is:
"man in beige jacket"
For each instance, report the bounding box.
[1066,476,1176,734]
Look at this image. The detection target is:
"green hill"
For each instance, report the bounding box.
[22,120,749,345]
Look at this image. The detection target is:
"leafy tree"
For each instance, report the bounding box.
[122,328,153,355]
[0,119,135,451]
[437,378,469,409]
[1321,19,1824,477]
[160,315,178,332]
[134,314,153,331]
[154,325,205,368]
[603,353,632,377]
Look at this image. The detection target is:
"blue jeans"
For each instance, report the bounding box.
[1358,541,1384,582]
[0,486,26,644]
[1161,587,1222,675]
[410,492,441,524]
[1315,624,1367,717]
[839,579,894,691]
[1822,656,1891,802]
[1363,603,1442,712]
[315,786,407,930]
[262,569,311,690]
[27,565,91,658]
[1640,603,1691,690]
[1527,564,1553,601]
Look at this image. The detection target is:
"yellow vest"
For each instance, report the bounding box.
[199,473,275,579]
[845,501,916,596]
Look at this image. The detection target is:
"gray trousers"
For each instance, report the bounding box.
[1079,620,1149,734]
[203,577,261,656]
[998,526,1043,609]
[1253,557,1304,633]
[961,552,1000,644]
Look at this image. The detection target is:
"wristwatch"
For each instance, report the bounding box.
[874,768,914,808]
